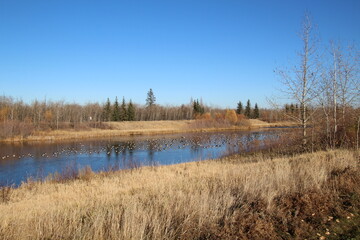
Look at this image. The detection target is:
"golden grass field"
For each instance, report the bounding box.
[26,120,195,141]
[2,119,296,142]
[0,149,359,239]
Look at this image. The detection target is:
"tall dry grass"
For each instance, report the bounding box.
[0,150,359,239]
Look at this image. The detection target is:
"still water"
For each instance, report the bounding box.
[0,130,280,186]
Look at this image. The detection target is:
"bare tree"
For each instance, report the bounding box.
[337,44,360,133]
[277,13,319,146]
[318,42,360,147]
[318,69,333,147]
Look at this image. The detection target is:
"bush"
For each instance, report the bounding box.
[225,109,238,124]
[195,112,212,120]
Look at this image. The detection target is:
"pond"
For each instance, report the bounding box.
[0,130,281,186]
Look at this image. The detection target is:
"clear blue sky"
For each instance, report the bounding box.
[0,0,359,108]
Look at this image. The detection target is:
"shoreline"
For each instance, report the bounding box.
[0,120,297,143]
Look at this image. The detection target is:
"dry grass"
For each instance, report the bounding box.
[1,119,289,142]
[25,120,193,141]
[106,120,193,131]
[252,119,298,128]
[0,150,359,239]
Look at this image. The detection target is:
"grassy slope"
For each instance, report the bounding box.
[2,119,296,142]
[0,150,359,239]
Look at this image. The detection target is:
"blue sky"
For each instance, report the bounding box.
[0,0,359,108]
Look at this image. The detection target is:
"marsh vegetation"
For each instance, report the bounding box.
[0,149,359,239]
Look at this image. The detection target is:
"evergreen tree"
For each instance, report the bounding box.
[253,103,259,119]
[285,104,290,113]
[236,101,243,114]
[244,99,251,118]
[112,97,120,121]
[290,103,295,114]
[193,100,198,114]
[146,88,156,107]
[127,100,136,121]
[102,98,112,121]
[193,99,204,117]
[119,97,128,121]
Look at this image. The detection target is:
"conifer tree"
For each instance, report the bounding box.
[193,99,204,117]
[245,99,251,118]
[253,103,260,119]
[119,97,128,121]
[127,100,135,121]
[112,97,120,121]
[285,104,290,113]
[290,103,295,114]
[146,88,156,107]
[102,98,112,121]
[236,101,243,114]
[193,100,199,114]
[146,89,156,121]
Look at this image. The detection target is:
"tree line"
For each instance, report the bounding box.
[100,89,195,122]
[0,90,206,139]
[0,87,263,139]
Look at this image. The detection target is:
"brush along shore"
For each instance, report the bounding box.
[1,119,297,142]
[0,149,359,239]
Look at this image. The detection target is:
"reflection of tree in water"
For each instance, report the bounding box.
[118,141,135,168]
[235,132,273,153]
[190,136,202,153]
[225,134,239,155]
[113,144,120,157]
[127,141,136,155]
[118,142,127,156]
[147,140,156,162]
[105,145,112,159]
[102,140,141,168]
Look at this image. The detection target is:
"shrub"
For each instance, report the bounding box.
[225,109,238,124]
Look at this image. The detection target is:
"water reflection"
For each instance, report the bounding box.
[147,140,156,162]
[0,130,281,186]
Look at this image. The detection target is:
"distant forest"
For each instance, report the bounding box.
[0,88,267,139]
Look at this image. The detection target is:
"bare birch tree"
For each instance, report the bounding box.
[277,13,319,146]
[318,42,360,147]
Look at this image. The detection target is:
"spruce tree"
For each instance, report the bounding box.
[245,99,251,118]
[102,98,112,121]
[146,88,156,107]
[253,103,259,119]
[112,97,120,121]
[285,104,290,113]
[119,97,128,121]
[290,103,295,114]
[127,100,135,121]
[193,100,198,114]
[236,101,243,114]
[193,99,204,117]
